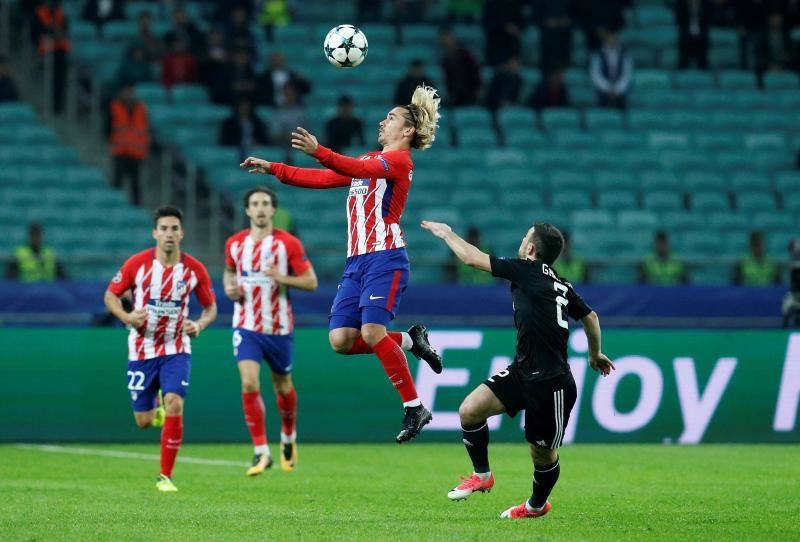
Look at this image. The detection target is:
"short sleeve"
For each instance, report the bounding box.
[224,237,237,269]
[286,236,311,276]
[107,258,135,296]
[567,285,592,321]
[490,255,523,282]
[192,262,217,307]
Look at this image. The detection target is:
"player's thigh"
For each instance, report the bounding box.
[262,334,294,377]
[359,270,409,327]
[459,384,507,424]
[126,358,160,414]
[329,273,363,332]
[523,372,578,449]
[481,365,527,421]
[237,360,261,392]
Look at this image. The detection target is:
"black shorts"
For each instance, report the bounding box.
[484,365,577,449]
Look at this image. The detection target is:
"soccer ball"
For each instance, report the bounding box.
[323,24,368,68]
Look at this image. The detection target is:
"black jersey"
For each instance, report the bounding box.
[490,255,592,382]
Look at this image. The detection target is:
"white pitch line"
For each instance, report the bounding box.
[15,444,249,468]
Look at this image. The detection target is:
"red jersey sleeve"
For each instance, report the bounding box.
[191,260,216,307]
[285,235,312,276]
[313,145,411,181]
[224,236,237,269]
[107,256,137,296]
[269,162,352,189]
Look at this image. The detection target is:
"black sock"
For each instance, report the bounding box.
[461,421,490,473]
[529,458,560,509]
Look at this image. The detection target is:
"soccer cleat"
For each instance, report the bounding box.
[408,324,442,374]
[152,390,166,428]
[246,453,274,476]
[280,441,297,472]
[396,405,432,443]
[156,474,178,492]
[500,501,551,519]
[447,472,495,501]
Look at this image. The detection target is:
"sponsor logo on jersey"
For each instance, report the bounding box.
[349,178,370,197]
[240,270,273,286]
[112,271,122,283]
[147,299,181,317]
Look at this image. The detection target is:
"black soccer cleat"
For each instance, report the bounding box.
[408,324,442,374]
[396,405,433,444]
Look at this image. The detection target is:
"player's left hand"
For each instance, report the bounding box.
[291,127,318,155]
[589,353,615,376]
[263,266,286,284]
[184,320,202,338]
[420,220,453,240]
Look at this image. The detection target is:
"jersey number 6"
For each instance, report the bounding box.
[554,282,569,330]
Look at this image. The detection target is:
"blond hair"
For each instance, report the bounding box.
[403,84,441,151]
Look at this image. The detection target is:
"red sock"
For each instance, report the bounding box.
[373,335,418,404]
[347,332,405,354]
[242,391,267,447]
[160,415,183,477]
[276,387,297,437]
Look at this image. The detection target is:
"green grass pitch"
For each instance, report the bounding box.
[2,443,798,541]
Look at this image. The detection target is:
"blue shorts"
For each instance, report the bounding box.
[126,353,191,412]
[233,328,294,375]
[329,248,410,330]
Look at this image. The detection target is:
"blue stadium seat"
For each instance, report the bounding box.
[674,70,715,89]
[553,129,595,148]
[0,103,36,123]
[628,110,669,130]
[633,69,672,90]
[730,172,770,191]
[136,82,168,104]
[541,108,582,131]
[458,127,500,147]
[636,5,674,25]
[595,171,638,190]
[505,127,547,148]
[592,264,638,285]
[170,84,209,104]
[683,170,726,191]
[571,210,614,230]
[753,212,795,232]
[668,109,707,130]
[549,170,593,192]
[640,170,681,191]
[551,190,592,211]
[736,191,777,213]
[678,231,723,259]
[717,70,757,90]
[693,132,741,150]
[763,72,799,91]
[745,133,787,151]
[660,211,704,232]
[643,191,684,211]
[597,130,643,148]
[497,106,536,131]
[707,212,749,233]
[485,149,529,168]
[775,171,800,195]
[648,131,689,150]
[690,190,731,212]
[690,264,733,285]
[597,190,638,209]
[584,108,624,130]
[618,210,659,233]
[452,106,493,129]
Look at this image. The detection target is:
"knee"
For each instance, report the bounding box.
[531,445,558,466]
[360,325,386,347]
[272,376,293,396]
[241,376,260,393]
[458,399,481,425]
[135,417,152,429]
[164,394,184,416]
[329,333,351,354]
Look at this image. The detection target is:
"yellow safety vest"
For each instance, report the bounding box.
[15,246,57,282]
[257,0,291,26]
[555,257,587,283]
[740,255,778,286]
[644,253,684,286]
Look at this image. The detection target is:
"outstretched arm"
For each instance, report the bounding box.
[292,127,401,179]
[580,311,615,376]
[421,221,491,272]
[240,156,351,189]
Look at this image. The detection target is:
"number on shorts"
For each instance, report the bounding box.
[487,369,509,383]
[126,370,145,391]
[554,282,569,330]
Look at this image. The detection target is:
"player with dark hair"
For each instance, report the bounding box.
[240,85,443,443]
[421,220,615,518]
[104,206,217,492]
[223,186,318,475]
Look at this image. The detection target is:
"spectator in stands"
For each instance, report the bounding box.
[444,226,494,284]
[590,28,633,109]
[165,6,205,53]
[676,0,711,69]
[108,84,149,205]
[440,27,483,106]
[129,11,163,63]
[271,83,308,144]
[31,0,70,115]
[226,5,256,57]
[733,231,781,286]
[0,57,19,102]
[638,231,687,285]
[256,0,292,42]
[112,45,154,95]
[81,0,125,33]
[485,56,523,111]
[325,95,365,153]
[219,99,271,159]
[199,28,231,104]
[554,231,589,283]
[528,67,570,110]
[533,0,573,76]
[482,0,525,66]
[228,49,259,105]
[6,223,67,282]
[161,36,198,89]
[571,0,628,52]
[394,59,435,105]
[256,52,312,107]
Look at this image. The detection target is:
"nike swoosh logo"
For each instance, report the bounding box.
[181,380,189,386]
[369,294,385,300]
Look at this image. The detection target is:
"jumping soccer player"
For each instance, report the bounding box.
[224,186,318,475]
[104,206,217,492]
[240,85,443,443]
[421,220,615,519]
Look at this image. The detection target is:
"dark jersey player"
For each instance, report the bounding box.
[421,220,615,519]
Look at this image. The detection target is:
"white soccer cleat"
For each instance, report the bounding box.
[447,472,494,501]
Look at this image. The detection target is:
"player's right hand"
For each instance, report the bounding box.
[589,353,616,377]
[224,284,244,302]
[125,308,148,328]
[240,157,270,174]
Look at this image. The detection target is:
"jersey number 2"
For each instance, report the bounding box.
[554,283,569,330]
[127,371,145,391]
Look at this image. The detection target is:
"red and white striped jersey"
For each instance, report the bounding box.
[225,229,311,335]
[108,249,216,361]
[269,145,413,257]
